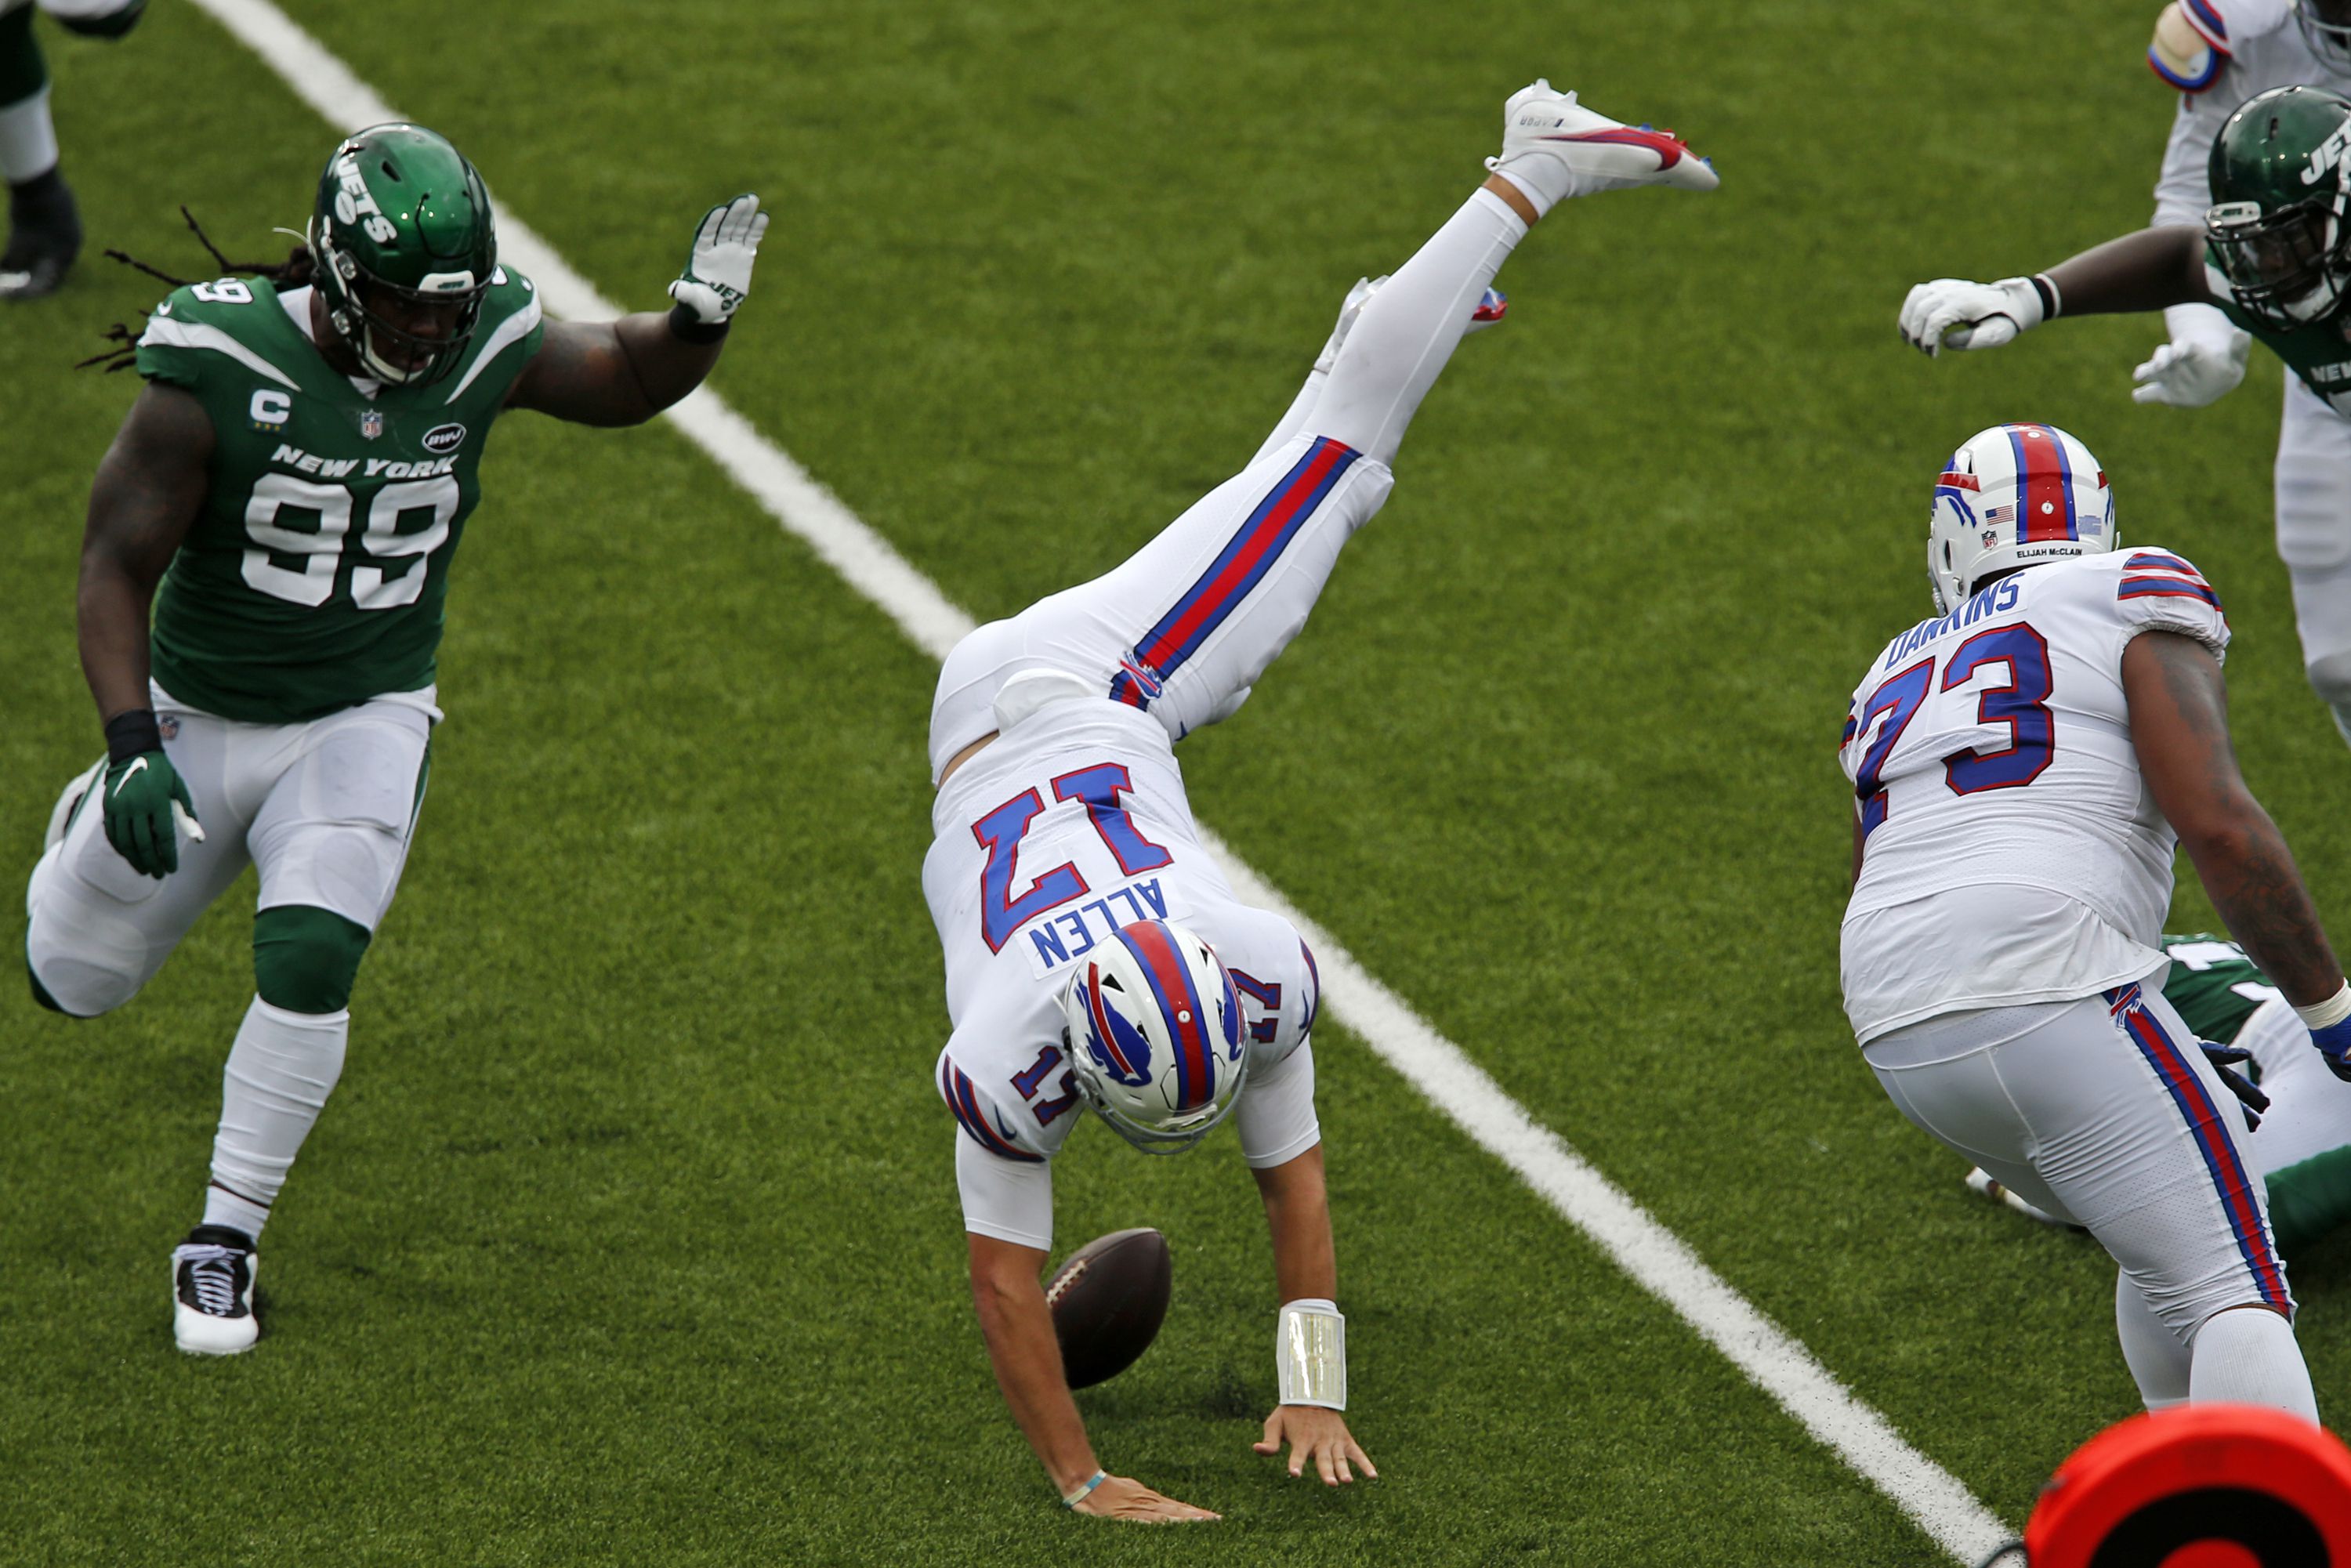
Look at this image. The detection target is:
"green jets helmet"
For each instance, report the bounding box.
[2206,85,2351,331]
[306,123,496,386]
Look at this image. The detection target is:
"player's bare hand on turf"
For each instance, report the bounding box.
[1070,1475,1220,1523]
[1255,1405,1377,1486]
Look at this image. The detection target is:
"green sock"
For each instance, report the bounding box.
[0,5,46,112]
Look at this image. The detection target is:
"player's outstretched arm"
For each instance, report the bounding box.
[1900,226,2211,356]
[76,382,212,877]
[506,194,768,426]
[2125,632,2351,1072]
[965,1231,1220,1523]
[1250,1146,1378,1487]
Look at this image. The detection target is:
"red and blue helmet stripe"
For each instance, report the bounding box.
[2005,423,2080,543]
[1111,436,1360,710]
[1114,920,1229,1111]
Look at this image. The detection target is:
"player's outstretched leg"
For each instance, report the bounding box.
[925,83,1712,770]
[1310,80,1713,469]
[0,2,79,300]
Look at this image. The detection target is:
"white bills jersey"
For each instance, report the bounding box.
[926,697,1323,1247]
[2152,0,2341,226]
[1838,549,2232,1042]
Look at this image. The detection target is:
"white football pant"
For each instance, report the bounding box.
[2273,375,2351,746]
[25,683,434,1018]
[1866,978,2317,1420]
[929,187,1528,775]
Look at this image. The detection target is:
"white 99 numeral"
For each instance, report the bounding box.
[241,473,351,607]
[352,478,458,609]
[241,473,460,610]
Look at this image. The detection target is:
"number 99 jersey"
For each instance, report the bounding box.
[1838,549,2231,1044]
[133,270,545,724]
[924,697,1323,1247]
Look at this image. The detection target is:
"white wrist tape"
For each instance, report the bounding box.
[2294,982,2351,1030]
[1276,1298,1346,1410]
[1994,276,2049,331]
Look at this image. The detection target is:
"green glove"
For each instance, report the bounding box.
[99,711,202,878]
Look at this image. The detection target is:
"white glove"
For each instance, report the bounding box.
[2132,306,2250,407]
[668,194,770,326]
[1899,276,2046,357]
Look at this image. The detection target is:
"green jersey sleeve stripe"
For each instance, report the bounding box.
[137,315,301,390]
[442,292,542,404]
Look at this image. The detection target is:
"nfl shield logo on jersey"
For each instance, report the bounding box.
[359,409,383,440]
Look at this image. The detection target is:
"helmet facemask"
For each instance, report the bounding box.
[1064,1025,1250,1155]
[2207,192,2351,330]
[311,219,487,386]
[2299,0,2351,71]
[306,125,498,387]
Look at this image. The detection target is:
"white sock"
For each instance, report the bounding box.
[204,998,350,1242]
[0,85,56,186]
[2114,1270,2190,1410]
[2187,1305,2320,1422]
[1312,187,1526,467]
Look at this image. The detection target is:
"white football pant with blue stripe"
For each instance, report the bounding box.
[928,186,1529,776]
[1867,983,2317,1421]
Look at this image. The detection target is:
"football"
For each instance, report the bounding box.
[1045,1227,1172,1389]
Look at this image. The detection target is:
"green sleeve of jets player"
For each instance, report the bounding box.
[2157,932,2277,1045]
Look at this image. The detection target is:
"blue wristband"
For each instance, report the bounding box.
[2311,1015,2351,1059]
[1061,1470,1107,1509]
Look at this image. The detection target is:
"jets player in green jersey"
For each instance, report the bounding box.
[23,122,769,1354]
[1969,935,2351,1260]
[1900,84,2351,752]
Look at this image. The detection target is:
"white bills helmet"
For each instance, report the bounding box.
[1928,423,2115,614]
[1060,919,1249,1155]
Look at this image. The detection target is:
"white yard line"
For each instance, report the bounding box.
[184,1,2013,1556]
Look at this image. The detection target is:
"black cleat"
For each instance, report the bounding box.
[1,169,83,301]
[171,1225,259,1355]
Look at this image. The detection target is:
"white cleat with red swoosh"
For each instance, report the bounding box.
[1486,78,1718,212]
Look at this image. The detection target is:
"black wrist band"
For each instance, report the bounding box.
[668,303,731,344]
[2030,273,2059,321]
[104,708,163,764]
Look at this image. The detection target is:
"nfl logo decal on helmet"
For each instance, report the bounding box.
[1928,423,2115,614]
[1060,919,1248,1153]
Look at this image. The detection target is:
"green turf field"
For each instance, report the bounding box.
[4,0,2346,1561]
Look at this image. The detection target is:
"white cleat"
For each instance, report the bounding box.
[1964,1167,2084,1232]
[1487,78,1719,204]
[1314,275,1509,374]
[172,1226,259,1356]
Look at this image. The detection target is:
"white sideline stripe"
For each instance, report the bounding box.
[187,2,2011,1558]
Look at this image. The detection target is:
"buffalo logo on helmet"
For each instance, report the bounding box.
[1078,964,1157,1088]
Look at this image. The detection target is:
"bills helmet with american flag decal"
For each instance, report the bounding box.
[1059,918,1250,1155]
[1927,423,2116,615]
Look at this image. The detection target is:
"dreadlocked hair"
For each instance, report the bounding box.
[78,207,318,373]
